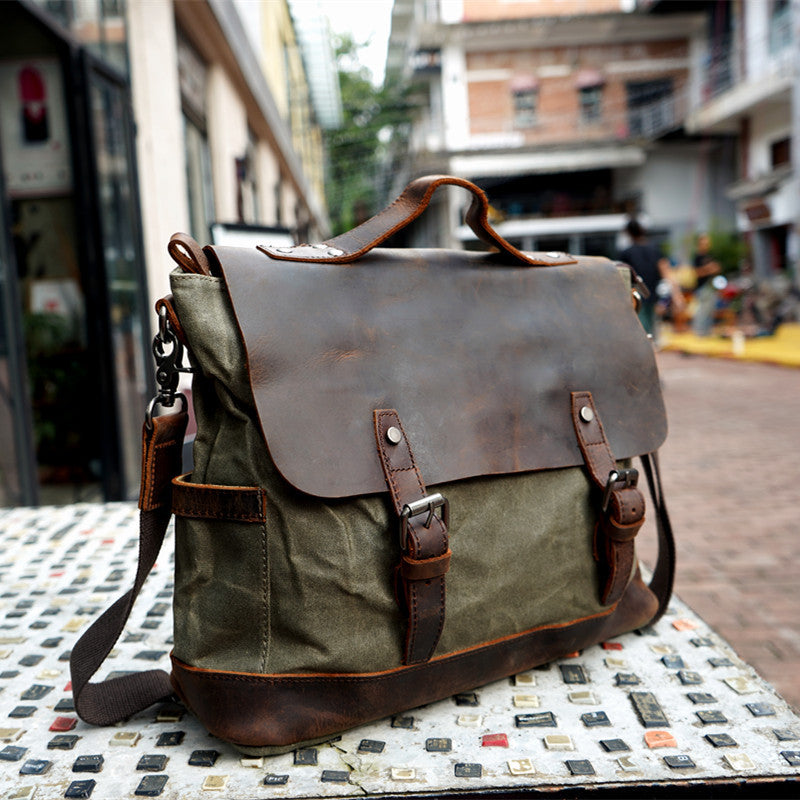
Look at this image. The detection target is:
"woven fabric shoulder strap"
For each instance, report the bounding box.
[70,412,187,724]
[70,414,674,725]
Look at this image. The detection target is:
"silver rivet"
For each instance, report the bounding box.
[580,406,594,423]
[386,426,403,445]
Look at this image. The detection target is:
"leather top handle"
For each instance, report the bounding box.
[259,175,577,266]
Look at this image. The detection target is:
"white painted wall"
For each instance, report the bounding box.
[127,0,189,324]
[206,65,249,223]
[440,44,470,152]
[748,102,791,177]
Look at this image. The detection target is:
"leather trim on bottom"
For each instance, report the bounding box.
[170,574,658,749]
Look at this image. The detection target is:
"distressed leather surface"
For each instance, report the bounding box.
[213,246,666,499]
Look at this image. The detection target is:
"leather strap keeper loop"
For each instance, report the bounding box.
[172,473,267,523]
[601,518,643,543]
[401,549,452,581]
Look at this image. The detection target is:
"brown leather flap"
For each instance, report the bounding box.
[214,246,667,499]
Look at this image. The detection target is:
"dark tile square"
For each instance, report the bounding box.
[293,748,318,765]
[705,733,737,748]
[630,692,669,728]
[0,745,27,762]
[454,763,482,778]
[135,650,167,662]
[664,755,695,769]
[155,731,184,747]
[687,692,717,704]
[19,655,44,668]
[697,710,727,725]
[391,715,414,729]
[774,729,799,742]
[137,754,169,771]
[47,734,80,750]
[134,774,169,796]
[40,637,63,648]
[425,737,452,752]
[600,739,630,752]
[615,673,640,686]
[566,759,595,776]
[780,751,800,766]
[187,749,219,767]
[321,770,350,783]
[72,755,104,773]
[263,774,289,785]
[581,711,611,727]
[54,698,75,712]
[559,664,588,684]
[661,655,685,669]
[65,779,96,798]
[20,683,53,700]
[708,657,734,668]
[19,758,52,775]
[746,702,775,717]
[357,739,385,754]
[8,705,37,718]
[515,711,557,728]
[677,670,703,685]
[454,692,479,706]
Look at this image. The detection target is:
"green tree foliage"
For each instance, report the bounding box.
[324,34,416,235]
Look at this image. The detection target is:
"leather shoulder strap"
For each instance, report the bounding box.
[641,451,676,623]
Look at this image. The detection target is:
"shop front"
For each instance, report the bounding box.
[0,0,151,506]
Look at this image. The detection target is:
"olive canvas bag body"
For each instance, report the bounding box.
[70,175,675,754]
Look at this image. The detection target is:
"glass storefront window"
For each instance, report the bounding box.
[87,67,149,498]
[31,0,129,76]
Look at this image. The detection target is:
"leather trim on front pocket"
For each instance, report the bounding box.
[171,473,267,523]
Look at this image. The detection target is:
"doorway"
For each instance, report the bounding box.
[0,2,151,505]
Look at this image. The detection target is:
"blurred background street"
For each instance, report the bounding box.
[637,350,800,712]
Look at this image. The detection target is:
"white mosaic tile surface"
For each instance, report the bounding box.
[0,503,798,799]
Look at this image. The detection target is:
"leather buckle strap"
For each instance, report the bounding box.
[571,391,645,606]
[374,409,450,666]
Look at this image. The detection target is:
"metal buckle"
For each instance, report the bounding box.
[145,306,193,430]
[400,493,449,549]
[602,468,639,513]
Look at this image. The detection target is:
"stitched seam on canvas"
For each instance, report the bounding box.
[261,518,270,674]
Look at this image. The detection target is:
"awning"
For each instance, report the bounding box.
[510,74,539,93]
[575,69,605,89]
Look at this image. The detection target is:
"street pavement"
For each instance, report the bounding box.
[635,350,800,712]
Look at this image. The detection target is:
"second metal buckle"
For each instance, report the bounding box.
[602,468,639,513]
[400,493,449,549]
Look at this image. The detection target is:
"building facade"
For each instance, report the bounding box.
[0,0,332,507]
[673,0,799,280]
[386,0,737,263]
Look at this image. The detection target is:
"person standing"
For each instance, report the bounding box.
[691,233,721,336]
[620,219,677,337]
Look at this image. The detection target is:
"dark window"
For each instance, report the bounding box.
[771,137,791,169]
[512,89,538,128]
[579,86,602,124]
[626,79,674,137]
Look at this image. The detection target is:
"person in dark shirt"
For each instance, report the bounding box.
[691,233,721,336]
[620,219,676,337]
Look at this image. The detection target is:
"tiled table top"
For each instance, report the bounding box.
[0,502,798,799]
